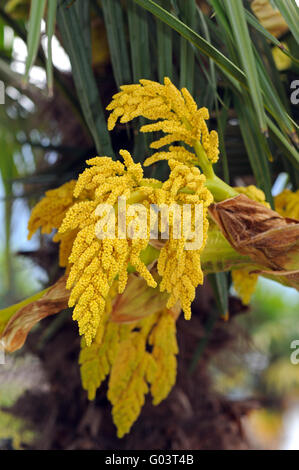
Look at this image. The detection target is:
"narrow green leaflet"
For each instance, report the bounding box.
[156,0,173,82]
[178,0,196,94]
[128,0,151,81]
[254,46,296,137]
[246,8,299,64]
[127,0,152,159]
[0,18,4,50]
[132,0,246,84]
[75,0,92,66]
[272,0,299,46]
[208,272,229,319]
[57,0,113,155]
[24,0,47,84]
[101,0,132,87]
[235,95,273,205]
[46,0,58,96]
[267,117,299,168]
[223,0,267,134]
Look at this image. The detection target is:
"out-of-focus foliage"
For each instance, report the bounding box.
[211,278,299,448]
[213,279,299,396]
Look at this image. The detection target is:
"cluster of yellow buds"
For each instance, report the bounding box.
[107,77,220,164]
[275,189,299,220]
[235,185,270,208]
[232,268,259,305]
[153,159,212,319]
[28,180,77,239]
[79,277,179,438]
[27,180,89,268]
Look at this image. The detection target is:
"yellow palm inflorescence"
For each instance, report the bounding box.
[27,78,253,438]
[28,79,218,347]
[27,153,212,347]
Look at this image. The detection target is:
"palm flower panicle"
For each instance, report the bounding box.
[24,78,299,440]
[80,277,179,438]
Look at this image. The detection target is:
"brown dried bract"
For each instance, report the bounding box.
[209,194,299,290]
[1,276,69,352]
